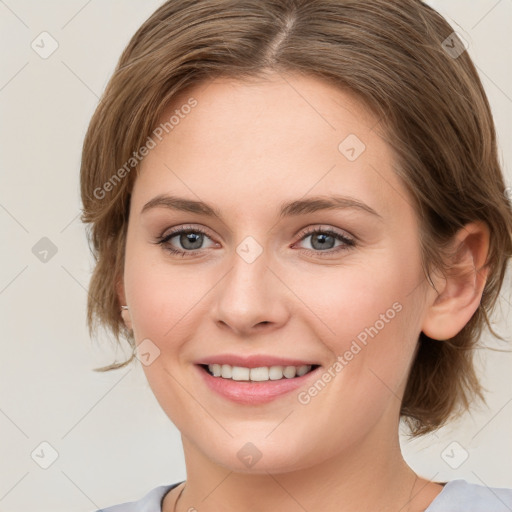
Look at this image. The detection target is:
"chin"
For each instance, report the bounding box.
[198,436,327,475]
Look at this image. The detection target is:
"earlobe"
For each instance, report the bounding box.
[421,221,490,340]
[116,278,133,330]
[120,307,132,331]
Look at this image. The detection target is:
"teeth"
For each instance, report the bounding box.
[296,365,311,377]
[231,366,249,380]
[207,363,313,381]
[250,366,270,381]
[221,364,232,379]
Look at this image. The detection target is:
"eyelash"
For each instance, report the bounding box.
[154,224,356,258]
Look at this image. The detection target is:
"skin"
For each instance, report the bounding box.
[117,72,490,512]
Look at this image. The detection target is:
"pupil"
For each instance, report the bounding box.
[312,233,334,250]
[181,232,202,250]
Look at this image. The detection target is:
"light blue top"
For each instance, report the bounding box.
[94,479,512,511]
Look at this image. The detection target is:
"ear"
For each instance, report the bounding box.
[421,221,490,340]
[116,277,133,331]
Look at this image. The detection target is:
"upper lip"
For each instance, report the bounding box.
[195,354,320,368]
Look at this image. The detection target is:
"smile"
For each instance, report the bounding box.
[196,363,323,405]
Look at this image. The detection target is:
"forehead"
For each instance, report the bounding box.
[133,73,412,223]
[159,73,379,152]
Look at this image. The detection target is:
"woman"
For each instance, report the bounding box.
[81,0,512,510]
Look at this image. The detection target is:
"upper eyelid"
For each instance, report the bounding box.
[298,225,355,240]
[160,224,214,239]
[160,223,352,235]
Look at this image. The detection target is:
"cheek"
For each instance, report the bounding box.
[289,247,422,386]
[292,251,412,333]
[123,237,217,345]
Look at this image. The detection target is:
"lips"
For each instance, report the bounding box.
[195,362,323,404]
[193,354,323,404]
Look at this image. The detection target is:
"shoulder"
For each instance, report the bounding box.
[426,479,512,512]
[92,482,182,512]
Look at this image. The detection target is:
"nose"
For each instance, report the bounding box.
[211,245,291,337]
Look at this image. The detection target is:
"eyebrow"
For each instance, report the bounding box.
[141,194,382,220]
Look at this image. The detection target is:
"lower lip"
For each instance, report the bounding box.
[195,365,321,405]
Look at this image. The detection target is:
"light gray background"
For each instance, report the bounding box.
[1,1,511,511]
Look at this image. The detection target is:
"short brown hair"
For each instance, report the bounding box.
[80,0,512,436]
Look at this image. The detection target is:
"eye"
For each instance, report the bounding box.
[153,224,356,258]
[154,225,217,257]
[294,226,356,257]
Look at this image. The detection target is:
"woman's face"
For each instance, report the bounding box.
[121,73,433,472]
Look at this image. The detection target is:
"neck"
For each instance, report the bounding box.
[172,423,427,512]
